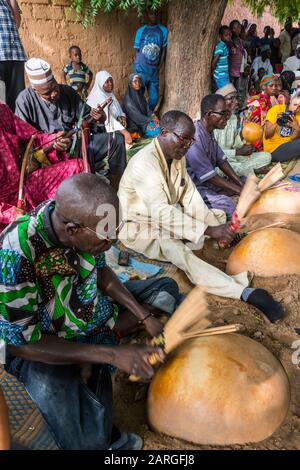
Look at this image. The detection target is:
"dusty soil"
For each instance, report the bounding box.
[113,240,300,450]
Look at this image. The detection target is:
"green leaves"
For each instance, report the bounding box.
[70,0,168,28]
[245,0,300,23]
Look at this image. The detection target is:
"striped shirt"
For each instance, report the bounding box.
[213,40,229,83]
[0,201,118,347]
[63,62,91,90]
[0,0,26,61]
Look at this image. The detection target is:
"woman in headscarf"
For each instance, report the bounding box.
[245,74,281,126]
[87,71,132,144]
[244,74,284,149]
[122,74,160,138]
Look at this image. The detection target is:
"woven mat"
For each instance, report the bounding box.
[0,366,57,450]
[116,241,178,278]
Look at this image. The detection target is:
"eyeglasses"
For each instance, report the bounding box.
[83,219,125,241]
[169,130,196,148]
[211,111,231,118]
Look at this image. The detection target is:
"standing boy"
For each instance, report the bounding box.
[212,26,231,91]
[62,45,93,100]
[133,9,168,112]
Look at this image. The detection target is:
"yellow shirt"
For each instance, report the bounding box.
[263,104,300,154]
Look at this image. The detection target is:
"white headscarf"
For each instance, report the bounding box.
[87,70,125,125]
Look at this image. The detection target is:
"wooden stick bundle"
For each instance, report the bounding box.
[129,285,209,381]
[257,163,285,192]
[182,324,241,339]
[219,164,285,247]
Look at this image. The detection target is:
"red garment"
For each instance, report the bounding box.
[244,93,272,149]
[0,102,84,231]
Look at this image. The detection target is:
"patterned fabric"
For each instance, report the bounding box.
[0,201,119,347]
[214,114,272,176]
[246,92,272,127]
[0,0,26,61]
[0,102,83,232]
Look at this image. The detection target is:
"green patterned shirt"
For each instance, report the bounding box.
[0,201,118,346]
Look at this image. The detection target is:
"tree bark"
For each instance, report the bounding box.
[163,0,228,119]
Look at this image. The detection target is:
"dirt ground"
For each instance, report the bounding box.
[113,240,300,450]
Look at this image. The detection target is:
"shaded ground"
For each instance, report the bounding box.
[113,240,300,450]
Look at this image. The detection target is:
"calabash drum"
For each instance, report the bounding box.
[248,187,300,217]
[226,228,300,277]
[242,122,263,144]
[148,334,290,445]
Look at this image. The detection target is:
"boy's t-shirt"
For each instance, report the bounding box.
[63,62,91,90]
[134,24,168,68]
[213,40,229,83]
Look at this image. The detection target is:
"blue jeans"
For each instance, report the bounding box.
[5,277,181,449]
[133,63,159,112]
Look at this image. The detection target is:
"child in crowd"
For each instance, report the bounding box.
[212,26,232,91]
[61,45,93,100]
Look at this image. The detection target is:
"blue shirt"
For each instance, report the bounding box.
[0,0,26,61]
[186,120,227,190]
[134,24,168,68]
[213,40,229,82]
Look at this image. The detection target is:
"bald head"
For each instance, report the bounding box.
[160,110,195,134]
[158,110,195,161]
[55,173,119,225]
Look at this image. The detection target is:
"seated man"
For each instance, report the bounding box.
[0,101,82,231]
[118,110,284,323]
[213,84,271,176]
[15,58,126,189]
[0,173,181,450]
[186,94,244,218]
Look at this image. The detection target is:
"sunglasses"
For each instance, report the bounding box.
[211,111,231,118]
[169,130,196,148]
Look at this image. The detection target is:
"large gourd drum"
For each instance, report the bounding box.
[248,187,300,217]
[226,228,300,277]
[242,122,263,144]
[148,334,290,445]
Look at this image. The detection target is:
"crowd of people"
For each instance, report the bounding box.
[0,2,299,451]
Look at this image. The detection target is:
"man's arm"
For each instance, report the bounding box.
[218,160,243,188]
[9,1,21,29]
[97,265,163,337]
[8,335,162,380]
[206,173,242,195]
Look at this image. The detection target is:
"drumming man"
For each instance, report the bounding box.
[0,173,181,449]
[118,110,284,323]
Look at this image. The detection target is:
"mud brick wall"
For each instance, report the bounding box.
[19,0,141,99]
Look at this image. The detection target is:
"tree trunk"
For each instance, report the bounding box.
[163,0,228,119]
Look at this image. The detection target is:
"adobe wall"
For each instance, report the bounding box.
[19,0,142,99]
